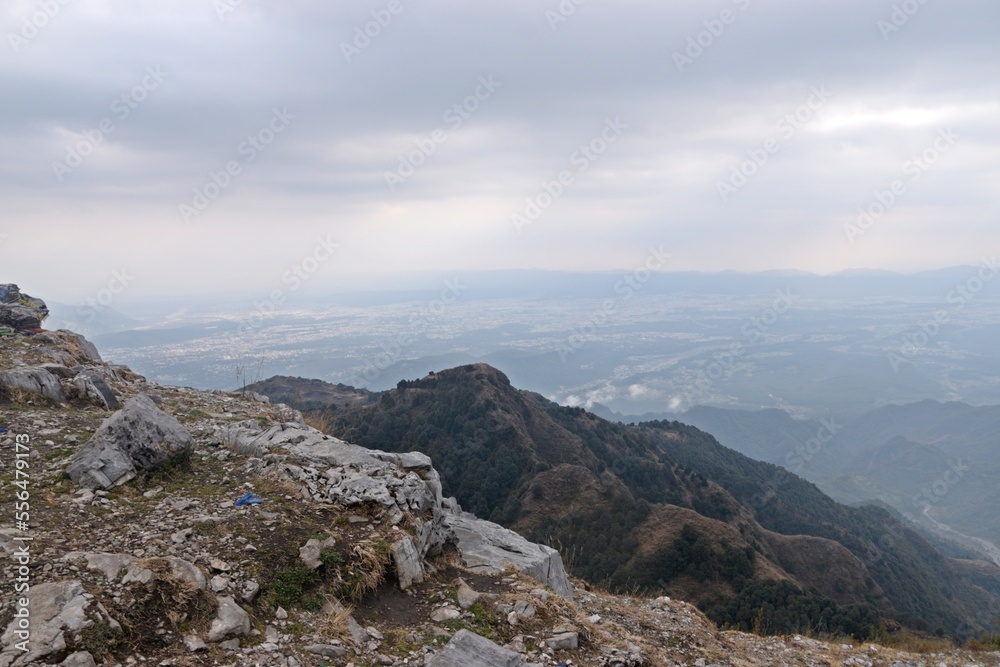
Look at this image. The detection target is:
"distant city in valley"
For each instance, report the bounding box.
[54,267,1000,420]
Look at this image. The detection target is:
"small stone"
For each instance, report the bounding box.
[183,635,208,652]
[275,606,288,619]
[305,644,348,657]
[299,536,338,570]
[210,558,230,572]
[210,575,231,592]
[366,626,383,640]
[430,607,461,623]
[241,580,260,602]
[457,584,482,610]
[530,588,550,601]
[207,596,250,642]
[171,529,192,544]
[513,600,535,619]
[59,652,97,667]
[548,631,579,651]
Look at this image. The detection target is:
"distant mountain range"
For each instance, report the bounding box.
[591,400,1000,566]
[249,367,1000,639]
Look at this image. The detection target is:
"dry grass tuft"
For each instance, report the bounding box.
[343,539,391,600]
[319,597,356,639]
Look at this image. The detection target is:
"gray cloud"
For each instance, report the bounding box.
[1,0,998,301]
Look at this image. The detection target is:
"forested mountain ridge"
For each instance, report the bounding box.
[251,365,1000,639]
[641,402,1000,558]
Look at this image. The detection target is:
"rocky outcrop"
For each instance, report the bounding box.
[0,365,120,410]
[219,421,573,598]
[53,330,102,363]
[0,284,48,330]
[67,395,193,488]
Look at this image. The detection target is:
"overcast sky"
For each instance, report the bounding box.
[2,0,998,302]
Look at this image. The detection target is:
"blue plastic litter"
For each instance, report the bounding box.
[234,491,263,506]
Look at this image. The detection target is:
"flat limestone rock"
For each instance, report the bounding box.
[444,510,574,600]
[426,629,526,667]
[0,367,66,404]
[0,581,91,667]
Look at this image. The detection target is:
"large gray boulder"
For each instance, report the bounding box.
[67,395,193,488]
[444,509,574,600]
[0,367,66,404]
[426,629,527,667]
[0,581,91,667]
[0,284,48,330]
